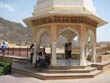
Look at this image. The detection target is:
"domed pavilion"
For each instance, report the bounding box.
[23,0,107,66]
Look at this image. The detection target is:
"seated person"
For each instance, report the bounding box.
[38,52,48,70]
[42,47,51,65]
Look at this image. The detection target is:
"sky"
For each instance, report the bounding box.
[0,0,110,42]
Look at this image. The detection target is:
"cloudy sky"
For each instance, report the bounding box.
[0,0,110,42]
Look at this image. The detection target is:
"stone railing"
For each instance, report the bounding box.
[0,47,30,57]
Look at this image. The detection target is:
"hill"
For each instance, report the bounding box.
[0,17,33,45]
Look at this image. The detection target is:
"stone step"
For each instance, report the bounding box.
[12,68,102,80]
[38,70,102,80]
[12,68,45,80]
[12,62,102,80]
[48,65,91,70]
[43,67,97,73]
[38,70,101,76]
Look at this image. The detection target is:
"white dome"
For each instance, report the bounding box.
[33,0,96,16]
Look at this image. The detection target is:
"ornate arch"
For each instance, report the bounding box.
[58,27,80,43]
[58,27,79,36]
[36,28,50,47]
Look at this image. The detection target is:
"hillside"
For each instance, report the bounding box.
[0,17,33,45]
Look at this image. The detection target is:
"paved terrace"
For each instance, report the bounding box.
[0,54,29,60]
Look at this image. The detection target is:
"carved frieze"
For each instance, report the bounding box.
[31,16,98,27]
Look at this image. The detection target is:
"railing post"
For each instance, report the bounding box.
[0,48,1,55]
[19,46,21,56]
[27,46,29,57]
[8,47,9,55]
[13,47,14,56]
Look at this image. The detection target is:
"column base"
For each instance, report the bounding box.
[80,61,86,66]
[91,58,96,63]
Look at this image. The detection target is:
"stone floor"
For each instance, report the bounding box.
[57,59,93,66]
[0,54,89,66]
[0,70,110,83]
[57,59,80,66]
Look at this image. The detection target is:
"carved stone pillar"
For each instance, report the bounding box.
[33,41,40,64]
[85,44,89,60]
[51,42,57,66]
[80,24,86,66]
[92,30,96,63]
[80,42,86,66]
[32,27,41,64]
[33,42,37,64]
[33,27,37,64]
[91,43,96,62]
[50,24,57,66]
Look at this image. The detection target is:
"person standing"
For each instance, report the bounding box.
[64,43,68,59]
[1,42,7,56]
[68,42,72,58]
[30,44,34,64]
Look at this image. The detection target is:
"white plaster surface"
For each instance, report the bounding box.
[33,0,96,16]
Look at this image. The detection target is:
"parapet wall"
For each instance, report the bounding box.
[97,55,110,62]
